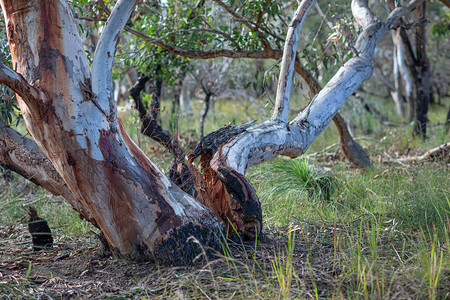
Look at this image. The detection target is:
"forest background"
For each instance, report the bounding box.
[0,0,449,298]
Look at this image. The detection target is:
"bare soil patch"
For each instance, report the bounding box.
[1,221,340,299]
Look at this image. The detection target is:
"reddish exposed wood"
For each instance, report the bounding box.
[0,120,94,223]
[187,123,262,239]
[440,0,450,8]
[187,153,261,239]
[1,0,224,263]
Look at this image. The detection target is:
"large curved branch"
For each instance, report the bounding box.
[92,0,137,121]
[0,62,39,109]
[295,48,372,168]
[126,1,372,168]
[218,0,424,174]
[0,120,93,223]
[272,0,314,122]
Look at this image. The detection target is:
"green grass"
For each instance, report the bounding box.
[1,95,449,299]
[246,160,449,298]
[0,178,96,237]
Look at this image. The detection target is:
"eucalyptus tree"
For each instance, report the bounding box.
[118,0,373,168]
[0,0,426,263]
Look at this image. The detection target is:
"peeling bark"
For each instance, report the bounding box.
[0,120,93,222]
[0,0,425,263]
[187,122,261,238]
[0,0,223,263]
[208,0,422,213]
[294,51,372,168]
[128,5,372,169]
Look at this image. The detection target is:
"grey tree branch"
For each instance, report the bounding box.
[0,120,93,223]
[272,0,315,122]
[92,0,138,124]
[0,62,39,109]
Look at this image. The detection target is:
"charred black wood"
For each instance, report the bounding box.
[129,74,185,164]
[168,161,196,197]
[189,120,256,162]
[25,206,53,251]
[200,92,212,139]
[187,121,262,240]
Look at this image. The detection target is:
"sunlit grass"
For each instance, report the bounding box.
[1,96,449,299]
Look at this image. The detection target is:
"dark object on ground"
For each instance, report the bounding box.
[26,206,53,251]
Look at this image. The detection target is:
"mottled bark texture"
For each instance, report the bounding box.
[0,0,425,263]
[0,0,223,264]
[294,58,372,168]
[205,0,423,216]
[0,120,93,223]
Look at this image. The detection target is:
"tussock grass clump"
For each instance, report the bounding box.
[1,99,449,299]
[251,157,336,203]
[270,158,336,202]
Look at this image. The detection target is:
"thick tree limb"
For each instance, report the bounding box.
[0,120,93,223]
[294,49,373,168]
[216,0,423,183]
[0,62,39,110]
[1,0,224,263]
[92,0,137,123]
[187,121,260,238]
[333,113,372,167]
[352,0,378,29]
[129,15,372,168]
[440,0,450,8]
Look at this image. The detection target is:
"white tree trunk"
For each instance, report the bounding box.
[0,0,222,263]
[0,0,425,263]
[391,30,406,119]
[180,74,193,115]
[213,0,424,177]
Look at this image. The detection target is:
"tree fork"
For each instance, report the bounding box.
[0,0,224,263]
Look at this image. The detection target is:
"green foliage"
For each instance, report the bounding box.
[431,12,450,36]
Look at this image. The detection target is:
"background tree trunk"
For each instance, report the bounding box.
[391,30,406,119]
[413,3,430,138]
[180,74,193,115]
